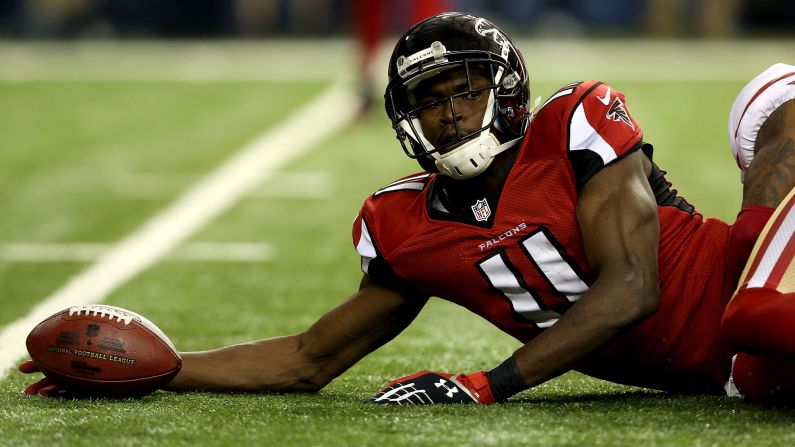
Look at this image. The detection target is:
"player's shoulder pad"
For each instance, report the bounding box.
[373,172,431,197]
[524,80,643,191]
[536,79,641,143]
[536,81,588,112]
[578,81,640,131]
[536,80,629,117]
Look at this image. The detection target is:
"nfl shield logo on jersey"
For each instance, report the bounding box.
[471,198,491,222]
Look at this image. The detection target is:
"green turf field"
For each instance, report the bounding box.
[1,40,795,446]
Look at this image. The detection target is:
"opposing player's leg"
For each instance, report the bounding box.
[720,65,795,403]
[723,184,795,356]
[722,63,795,357]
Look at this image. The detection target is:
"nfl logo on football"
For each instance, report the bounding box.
[471,199,491,222]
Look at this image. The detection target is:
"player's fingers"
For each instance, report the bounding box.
[37,383,71,398]
[24,377,52,395]
[37,384,59,397]
[18,360,40,374]
[23,383,39,395]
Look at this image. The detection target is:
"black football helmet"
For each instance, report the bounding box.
[384,12,531,179]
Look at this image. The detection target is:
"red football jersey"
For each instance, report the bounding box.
[353,81,735,393]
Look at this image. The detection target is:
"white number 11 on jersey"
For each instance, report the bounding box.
[476,228,590,328]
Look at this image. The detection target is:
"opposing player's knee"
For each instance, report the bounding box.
[721,288,767,351]
[722,287,795,357]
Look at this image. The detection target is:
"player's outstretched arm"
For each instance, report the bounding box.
[165,274,427,393]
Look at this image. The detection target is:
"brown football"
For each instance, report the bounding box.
[26,304,182,397]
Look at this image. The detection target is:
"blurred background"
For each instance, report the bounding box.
[2,0,791,114]
[0,0,793,39]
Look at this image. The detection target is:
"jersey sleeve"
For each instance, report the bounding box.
[352,206,427,298]
[352,209,378,275]
[567,82,644,191]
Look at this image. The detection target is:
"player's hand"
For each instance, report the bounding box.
[370,370,495,405]
[19,360,71,397]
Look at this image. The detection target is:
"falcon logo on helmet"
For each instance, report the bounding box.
[384,12,532,180]
[474,18,512,59]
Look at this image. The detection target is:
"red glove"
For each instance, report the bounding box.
[19,360,72,398]
[371,370,495,405]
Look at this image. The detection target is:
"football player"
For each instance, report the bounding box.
[19,13,795,404]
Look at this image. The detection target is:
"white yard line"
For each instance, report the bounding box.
[249,171,334,199]
[0,242,273,262]
[0,82,360,378]
[171,242,273,262]
[111,170,333,200]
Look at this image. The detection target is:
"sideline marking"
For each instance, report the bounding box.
[0,242,273,262]
[0,83,360,378]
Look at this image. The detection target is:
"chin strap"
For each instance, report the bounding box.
[434,135,522,180]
